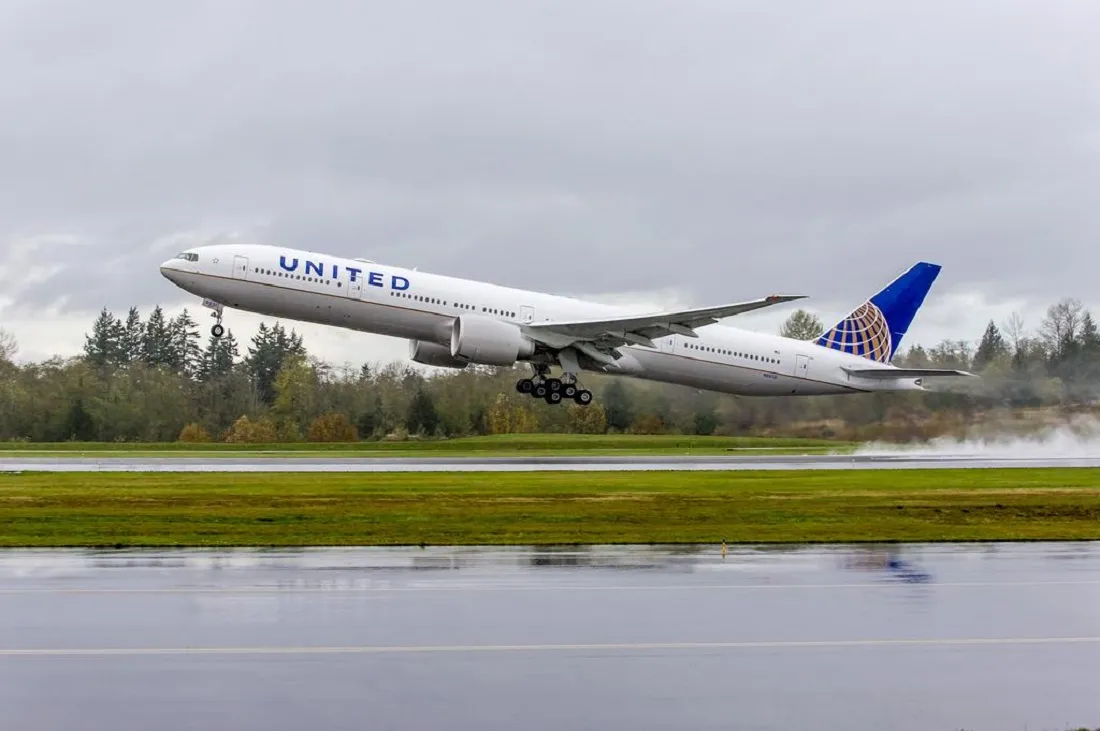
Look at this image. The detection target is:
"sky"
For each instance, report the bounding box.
[1,0,1098,366]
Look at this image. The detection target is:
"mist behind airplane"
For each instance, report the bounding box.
[159,245,972,405]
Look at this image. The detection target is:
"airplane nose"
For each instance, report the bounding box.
[160,258,183,282]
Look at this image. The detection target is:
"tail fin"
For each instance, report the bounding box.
[814,262,941,363]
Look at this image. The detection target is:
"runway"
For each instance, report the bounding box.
[3,453,1100,471]
[2,543,1099,730]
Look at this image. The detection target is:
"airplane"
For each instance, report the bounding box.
[159,244,973,406]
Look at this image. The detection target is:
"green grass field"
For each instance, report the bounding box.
[2,468,1098,547]
[0,434,853,458]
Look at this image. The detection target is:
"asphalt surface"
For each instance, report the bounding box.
[2,543,1099,731]
[4,453,1100,471]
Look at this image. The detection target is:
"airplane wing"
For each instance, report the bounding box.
[843,367,976,379]
[523,295,805,362]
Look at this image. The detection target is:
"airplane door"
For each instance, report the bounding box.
[661,336,675,353]
[795,354,810,379]
[232,256,249,280]
[347,274,363,299]
[520,305,534,323]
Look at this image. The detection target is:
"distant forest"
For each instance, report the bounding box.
[1,297,1097,443]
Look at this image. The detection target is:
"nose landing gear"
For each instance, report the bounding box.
[202,299,226,339]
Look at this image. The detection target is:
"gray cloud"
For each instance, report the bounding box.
[2,0,1099,330]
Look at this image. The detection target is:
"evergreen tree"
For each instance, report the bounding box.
[142,306,174,368]
[64,398,96,440]
[83,308,122,367]
[973,320,1008,370]
[1079,312,1100,354]
[356,406,381,439]
[602,380,633,431]
[119,307,145,364]
[169,309,203,377]
[245,323,307,404]
[406,386,440,435]
[693,407,718,435]
[198,330,239,382]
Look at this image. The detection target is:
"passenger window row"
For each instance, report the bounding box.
[683,341,780,365]
[393,292,446,306]
[391,292,516,318]
[254,267,342,287]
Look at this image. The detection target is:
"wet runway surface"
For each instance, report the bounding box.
[2,543,1099,731]
[4,453,1100,471]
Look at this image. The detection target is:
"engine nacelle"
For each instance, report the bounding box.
[409,340,468,369]
[450,315,536,366]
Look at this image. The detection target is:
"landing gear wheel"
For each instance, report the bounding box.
[211,323,225,338]
[516,378,534,394]
[574,389,593,406]
[562,383,578,399]
[546,378,562,393]
[545,390,563,405]
[533,382,549,399]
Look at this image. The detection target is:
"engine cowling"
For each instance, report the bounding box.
[409,340,468,369]
[450,315,536,366]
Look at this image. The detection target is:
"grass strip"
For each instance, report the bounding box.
[0,434,852,457]
[2,468,1098,548]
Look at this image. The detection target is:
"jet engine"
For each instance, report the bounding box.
[450,315,536,366]
[409,340,468,369]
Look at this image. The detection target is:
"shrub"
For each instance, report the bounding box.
[224,415,278,443]
[178,423,211,443]
[307,412,358,442]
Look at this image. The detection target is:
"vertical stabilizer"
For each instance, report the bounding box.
[814,262,941,363]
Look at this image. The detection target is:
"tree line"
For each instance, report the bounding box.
[0,297,1098,443]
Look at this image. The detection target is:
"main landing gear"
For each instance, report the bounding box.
[515,365,593,406]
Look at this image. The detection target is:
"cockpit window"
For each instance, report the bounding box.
[176,252,199,262]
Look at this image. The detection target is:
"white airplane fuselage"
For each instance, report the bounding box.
[160,244,925,397]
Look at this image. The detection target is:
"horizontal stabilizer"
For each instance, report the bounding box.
[843,367,976,380]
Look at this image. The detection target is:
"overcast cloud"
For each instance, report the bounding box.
[2,0,1098,364]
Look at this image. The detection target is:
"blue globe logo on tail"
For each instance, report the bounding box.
[813,262,942,363]
[815,301,893,363]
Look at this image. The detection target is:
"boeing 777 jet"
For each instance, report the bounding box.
[160,245,971,406]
